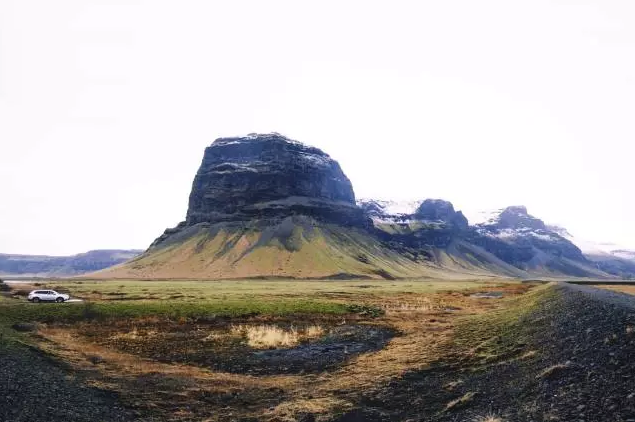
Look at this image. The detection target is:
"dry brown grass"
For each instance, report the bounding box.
[443,379,464,391]
[382,297,436,313]
[536,362,571,380]
[472,414,504,422]
[445,391,477,411]
[229,324,325,349]
[520,350,538,360]
[33,283,533,421]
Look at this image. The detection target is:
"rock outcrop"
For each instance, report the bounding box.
[186,133,362,224]
[151,133,368,249]
[357,199,423,223]
[483,205,547,231]
[357,198,468,229]
[414,199,469,230]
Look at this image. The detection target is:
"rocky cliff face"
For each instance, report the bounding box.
[186,133,359,224]
[152,133,368,249]
[415,199,469,230]
[358,198,470,250]
[480,206,547,231]
[357,199,423,223]
[357,198,468,229]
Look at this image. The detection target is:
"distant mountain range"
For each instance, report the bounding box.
[0,250,143,278]
[360,200,635,278]
[92,133,635,280]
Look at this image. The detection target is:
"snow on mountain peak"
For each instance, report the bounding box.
[357,199,422,216]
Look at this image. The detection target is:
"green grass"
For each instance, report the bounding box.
[0,299,353,325]
[0,278,511,343]
[451,283,555,363]
[41,279,503,301]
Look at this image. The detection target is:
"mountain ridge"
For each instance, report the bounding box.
[0,249,143,277]
[94,133,630,280]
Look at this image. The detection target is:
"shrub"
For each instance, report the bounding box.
[0,280,10,292]
[12,322,38,332]
[346,304,385,318]
[87,355,104,365]
[82,302,99,320]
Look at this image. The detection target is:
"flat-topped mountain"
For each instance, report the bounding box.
[185,133,364,227]
[149,134,368,250]
[95,133,626,280]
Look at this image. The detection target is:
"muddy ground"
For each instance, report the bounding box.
[72,316,395,375]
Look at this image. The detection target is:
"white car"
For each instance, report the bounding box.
[28,290,70,303]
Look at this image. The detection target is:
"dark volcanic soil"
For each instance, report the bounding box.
[247,324,394,374]
[80,318,395,376]
[0,342,132,422]
[332,283,635,422]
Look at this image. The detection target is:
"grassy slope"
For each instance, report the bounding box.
[94,218,512,280]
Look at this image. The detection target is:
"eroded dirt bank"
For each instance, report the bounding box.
[332,283,635,421]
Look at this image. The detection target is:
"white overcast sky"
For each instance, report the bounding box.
[1,0,634,255]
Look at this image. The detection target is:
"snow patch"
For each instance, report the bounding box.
[463,208,501,226]
[298,151,332,167]
[357,199,423,216]
[214,133,307,148]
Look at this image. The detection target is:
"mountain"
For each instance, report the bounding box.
[181,133,367,229]
[96,133,409,279]
[361,201,608,278]
[467,206,600,277]
[96,133,620,280]
[0,250,142,277]
[547,226,635,278]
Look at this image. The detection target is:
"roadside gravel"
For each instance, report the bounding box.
[0,341,133,422]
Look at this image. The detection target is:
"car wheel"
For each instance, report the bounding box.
[32,297,40,303]
[56,297,64,303]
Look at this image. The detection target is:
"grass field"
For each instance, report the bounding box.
[38,278,500,300]
[0,277,533,421]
